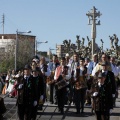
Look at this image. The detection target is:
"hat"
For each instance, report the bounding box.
[33,55,40,60]
[100,61,108,66]
[24,64,31,70]
[80,57,84,61]
[98,72,106,78]
[93,54,97,57]
[32,67,40,72]
[32,58,39,63]
[65,53,69,57]
[85,58,90,61]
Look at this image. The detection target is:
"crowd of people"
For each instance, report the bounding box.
[0,53,120,120]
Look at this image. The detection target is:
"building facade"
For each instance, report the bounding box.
[0,34,36,69]
[56,44,77,58]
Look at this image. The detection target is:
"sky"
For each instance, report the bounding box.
[0,0,120,53]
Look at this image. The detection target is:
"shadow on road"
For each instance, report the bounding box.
[37,105,94,120]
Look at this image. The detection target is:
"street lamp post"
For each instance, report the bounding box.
[15,29,31,71]
[49,48,57,63]
[35,40,48,56]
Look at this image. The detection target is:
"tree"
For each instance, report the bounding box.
[17,36,34,70]
[0,35,35,72]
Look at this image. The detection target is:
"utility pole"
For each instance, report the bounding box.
[15,30,31,71]
[2,14,5,34]
[49,48,58,63]
[86,6,102,57]
[15,29,18,71]
[100,39,104,52]
[35,39,37,56]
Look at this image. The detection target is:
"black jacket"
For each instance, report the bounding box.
[92,74,114,112]
[105,71,116,95]
[16,75,37,105]
[32,75,44,101]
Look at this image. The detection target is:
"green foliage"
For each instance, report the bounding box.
[0,37,34,73]
[17,38,34,69]
[0,57,14,73]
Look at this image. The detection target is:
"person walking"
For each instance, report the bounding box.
[92,71,113,120]
[54,57,71,114]
[16,64,37,120]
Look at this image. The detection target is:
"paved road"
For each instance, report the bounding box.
[2,90,120,120]
[36,99,120,120]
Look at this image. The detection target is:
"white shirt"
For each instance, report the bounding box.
[48,62,57,72]
[117,66,120,73]
[54,66,71,81]
[40,64,51,77]
[86,62,93,75]
[74,66,89,80]
[111,63,118,77]
[24,75,30,83]
[117,66,120,79]
[102,70,108,75]
[92,63,100,76]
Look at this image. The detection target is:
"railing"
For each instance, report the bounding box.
[1,88,18,120]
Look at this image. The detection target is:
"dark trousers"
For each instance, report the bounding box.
[50,84,55,103]
[17,104,33,120]
[74,88,86,112]
[0,113,3,120]
[56,88,66,111]
[31,105,38,120]
[86,90,91,104]
[95,111,110,120]
[69,84,74,103]
[44,82,47,101]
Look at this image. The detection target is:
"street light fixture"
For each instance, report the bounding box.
[15,29,31,71]
[35,40,48,56]
[37,41,48,44]
[26,31,31,33]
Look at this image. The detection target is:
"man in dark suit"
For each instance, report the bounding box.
[101,62,116,98]
[92,71,113,120]
[16,65,37,120]
[31,67,44,120]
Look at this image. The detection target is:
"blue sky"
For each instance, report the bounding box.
[0,0,120,53]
